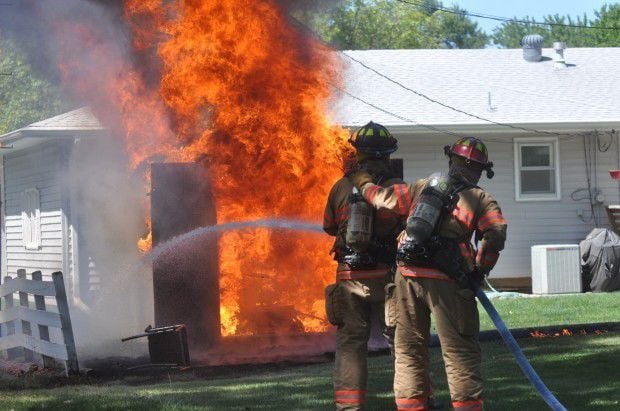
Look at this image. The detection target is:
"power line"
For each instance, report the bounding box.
[365,58,614,113]
[332,83,464,138]
[342,52,587,140]
[334,84,587,145]
[293,17,605,143]
[395,0,620,31]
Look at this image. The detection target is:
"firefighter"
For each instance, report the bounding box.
[323,121,404,411]
[351,137,507,411]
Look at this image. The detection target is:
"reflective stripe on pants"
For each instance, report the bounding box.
[395,396,428,410]
[335,390,366,405]
[453,399,483,411]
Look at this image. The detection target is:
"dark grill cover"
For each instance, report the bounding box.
[580,228,620,292]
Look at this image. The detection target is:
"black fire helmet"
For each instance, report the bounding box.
[349,121,398,157]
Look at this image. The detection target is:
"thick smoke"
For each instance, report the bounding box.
[67,134,153,360]
[1,0,157,360]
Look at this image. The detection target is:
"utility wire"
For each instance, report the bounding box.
[395,0,619,31]
[333,83,571,145]
[343,52,586,140]
[332,83,464,138]
[368,58,615,113]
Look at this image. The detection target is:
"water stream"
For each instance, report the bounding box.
[145,218,325,262]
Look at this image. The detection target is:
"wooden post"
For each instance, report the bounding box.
[52,272,79,376]
[17,270,34,361]
[32,271,53,368]
[4,275,17,360]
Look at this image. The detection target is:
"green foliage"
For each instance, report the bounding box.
[492,4,620,48]
[0,38,66,134]
[297,0,488,49]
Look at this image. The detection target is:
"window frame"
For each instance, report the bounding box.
[22,187,42,250]
[514,137,561,202]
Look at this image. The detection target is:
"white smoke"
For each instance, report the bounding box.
[1,0,157,361]
[66,134,153,361]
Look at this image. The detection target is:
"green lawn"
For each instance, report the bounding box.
[1,334,619,410]
[477,292,620,331]
[0,293,618,410]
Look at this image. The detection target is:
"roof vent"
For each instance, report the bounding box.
[553,41,567,69]
[521,34,544,62]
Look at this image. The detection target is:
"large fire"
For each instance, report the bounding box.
[39,1,349,336]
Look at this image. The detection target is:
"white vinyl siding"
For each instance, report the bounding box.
[514,138,561,201]
[398,133,619,279]
[2,143,68,278]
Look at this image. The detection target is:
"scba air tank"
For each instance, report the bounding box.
[405,175,454,244]
[345,187,373,252]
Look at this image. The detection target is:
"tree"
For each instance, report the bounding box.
[591,4,620,46]
[431,5,489,49]
[492,5,620,48]
[297,0,488,49]
[0,38,66,134]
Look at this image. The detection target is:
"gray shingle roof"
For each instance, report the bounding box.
[332,48,620,128]
[23,107,103,131]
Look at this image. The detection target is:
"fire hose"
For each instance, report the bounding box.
[470,280,567,411]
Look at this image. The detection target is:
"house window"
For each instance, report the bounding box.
[514,138,561,201]
[22,188,41,250]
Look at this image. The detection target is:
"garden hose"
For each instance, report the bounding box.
[471,282,568,411]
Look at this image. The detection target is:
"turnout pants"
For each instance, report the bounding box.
[325,277,387,411]
[393,269,483,411]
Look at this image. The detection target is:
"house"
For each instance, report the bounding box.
[0,108,150,356]
[0,108,104,285]
[2,47,619,295]
[333,47,620,288]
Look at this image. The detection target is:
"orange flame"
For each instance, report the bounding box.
[530,328,575,338]
[123,0,348,335]
[44,0,347,337]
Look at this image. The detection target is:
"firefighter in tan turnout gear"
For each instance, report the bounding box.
[323,122,405,411]
[351,137,507,411]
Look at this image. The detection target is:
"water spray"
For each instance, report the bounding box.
[146,219,566,409]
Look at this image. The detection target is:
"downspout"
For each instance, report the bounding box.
[616,130,620,202]
[0,154,6,277]
[63,138,91,314]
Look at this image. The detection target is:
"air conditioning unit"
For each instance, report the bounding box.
[531,244,582,294]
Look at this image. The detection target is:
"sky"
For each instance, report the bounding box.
[448,0,614,34]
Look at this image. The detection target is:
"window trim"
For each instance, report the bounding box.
[22,187,42,250]
[514,137,561,202]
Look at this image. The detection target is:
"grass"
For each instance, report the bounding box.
[476,292,620,331]
[0,333,619,410]
[0,293,617,410]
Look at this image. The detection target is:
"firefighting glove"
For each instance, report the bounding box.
[351,169,374,190]
[469,268,486,286]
